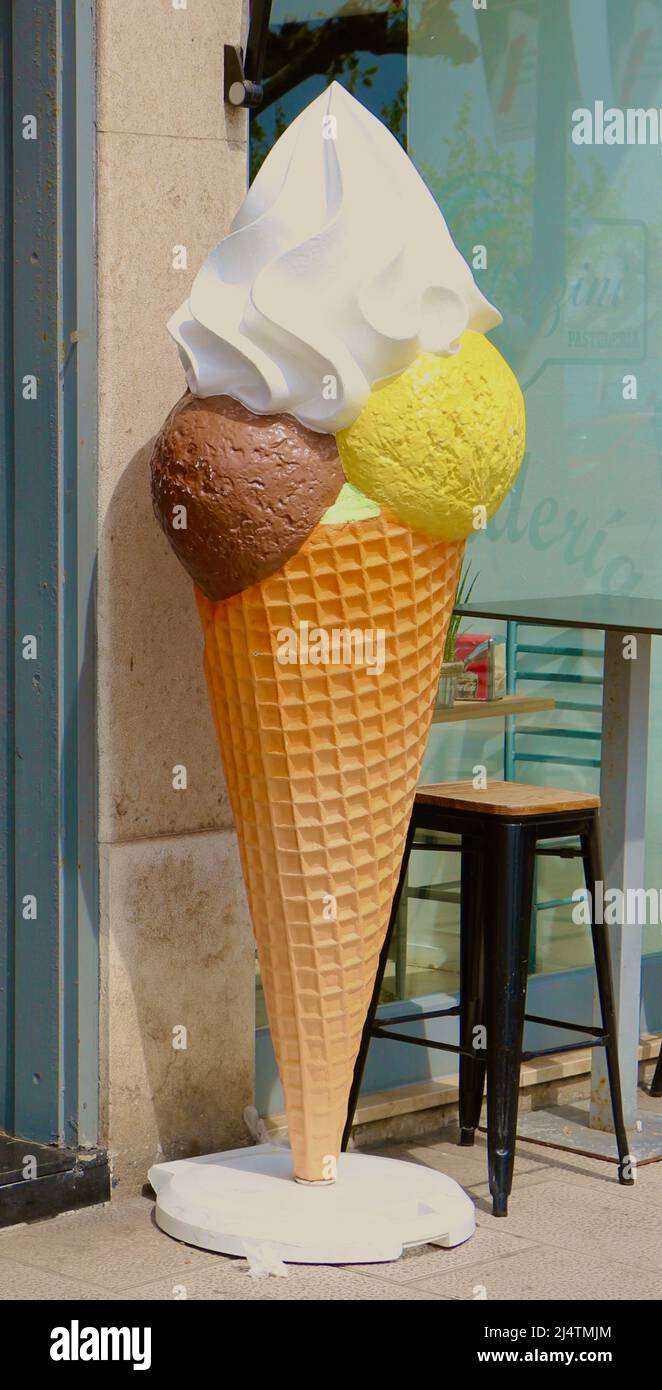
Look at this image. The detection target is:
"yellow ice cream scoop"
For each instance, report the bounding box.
[336,331,525,541]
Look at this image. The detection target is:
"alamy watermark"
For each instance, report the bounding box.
[572,881,662,927]
[572,101,662,148]
[276,622,386,676]
[50,1321,151,1370]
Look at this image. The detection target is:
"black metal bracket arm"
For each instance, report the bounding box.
[224,0,273,109]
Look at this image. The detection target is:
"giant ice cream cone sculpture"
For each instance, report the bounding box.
[150,84,525,1182]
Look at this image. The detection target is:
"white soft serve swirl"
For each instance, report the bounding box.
[169,82,502,434]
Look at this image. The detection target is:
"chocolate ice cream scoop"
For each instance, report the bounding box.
[150,393,345,600]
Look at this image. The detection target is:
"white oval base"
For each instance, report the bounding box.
[149,1143,475,1265]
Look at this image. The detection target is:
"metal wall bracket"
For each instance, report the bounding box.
[224,0,273,109]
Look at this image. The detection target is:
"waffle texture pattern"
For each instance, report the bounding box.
[196,516,463,1181]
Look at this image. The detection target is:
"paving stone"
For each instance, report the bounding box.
[476,1178,662,1272]
[123,1261,446,1301]
[507,1139,662,1201]
[351,1225,538,1284]
[0,1257,121,1301]
[0,1198,220,1292]
[366,1133,554,1196]
[413,1245,659,1301]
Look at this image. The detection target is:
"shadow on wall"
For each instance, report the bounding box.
[94,439,255,1192]
[99,438,233,843]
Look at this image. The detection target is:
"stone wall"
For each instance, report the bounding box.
[95,0,254,1193]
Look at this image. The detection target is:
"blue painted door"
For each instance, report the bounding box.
[0,0,14,1133]
[0,0,98,1148]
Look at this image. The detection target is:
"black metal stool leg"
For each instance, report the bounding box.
[394,860,409,999]
[581,819,634,1184]
[652,1045,662,1099]
[341,814,417,1151]
[484,819,536,1217]
[459,836,486,1146]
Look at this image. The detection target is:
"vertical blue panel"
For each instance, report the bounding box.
[58,0,99,1147]
[0,0,97,1146]
[5,0,98,1148]
[9,0,98,1146]
[60,0,80,1145]
[0,2,15,1130]
[71,0,99,1148]
[12,0,62,1141]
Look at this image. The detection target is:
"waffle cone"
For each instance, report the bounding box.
[196,516,464,1181]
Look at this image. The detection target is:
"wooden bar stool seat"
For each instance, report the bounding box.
[342,779,632,1217]
[416,780,601,816]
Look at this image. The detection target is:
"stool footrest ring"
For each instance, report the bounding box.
[524,1012,605,1038]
